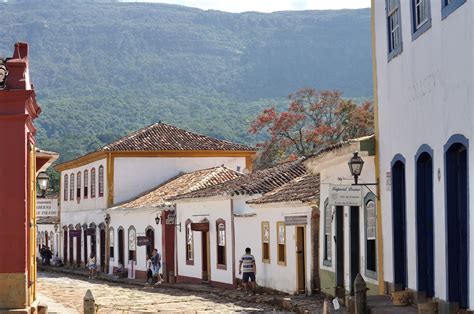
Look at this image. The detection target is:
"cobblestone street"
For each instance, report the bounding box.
[37,272,274,313]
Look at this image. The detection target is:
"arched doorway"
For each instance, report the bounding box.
[45,231,49,248]
[83,224,88,269]
[118,228,124,266]
[145,227,155,259]
[75,224,82,267]
[392,157,407,290]
[416,148,434,298]
[445,137,469,308]
[63,226,68,264]
[68,225,74,266]
[99,224,106,272]
[89,223,97,260]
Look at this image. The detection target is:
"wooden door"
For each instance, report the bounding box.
[296,227,306,293]
[335,206,344,297]
[349,206,360,294]
[392,160,407,290]
[202,231,209,281]
[100,229,106,272]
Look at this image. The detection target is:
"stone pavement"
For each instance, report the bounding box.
[36,292,77,314]
[38,267,333,313]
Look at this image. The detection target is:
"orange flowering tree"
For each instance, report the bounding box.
[249,88,374,168]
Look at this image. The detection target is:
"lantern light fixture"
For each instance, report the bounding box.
[37,172,50,198]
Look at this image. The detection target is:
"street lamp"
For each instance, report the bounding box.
[348,152,364,185]
[37,171,50,198]
[155,214,161,225]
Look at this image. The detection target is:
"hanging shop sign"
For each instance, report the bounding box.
[329,184,362,206]
[137,236,150,247]
[69,230,82,237]
[191,222,209,232]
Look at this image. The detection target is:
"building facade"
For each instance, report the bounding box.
[54,123,255,274]
[373,0,473,310]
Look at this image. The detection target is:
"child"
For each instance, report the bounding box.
[88,252,97,279]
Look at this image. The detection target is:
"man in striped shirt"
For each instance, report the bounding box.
[239,247,256,295]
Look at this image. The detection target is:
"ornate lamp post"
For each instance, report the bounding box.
[37,171,50,198]
[348,152,364,185]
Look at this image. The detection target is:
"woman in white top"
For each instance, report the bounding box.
[88,253,97,279]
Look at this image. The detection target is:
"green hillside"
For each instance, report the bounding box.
[0,1,372,162]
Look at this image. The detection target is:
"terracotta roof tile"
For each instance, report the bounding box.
[247,173,320,204]
[118,167,242,209]
[102,123,255,152]
[171,160,306,200]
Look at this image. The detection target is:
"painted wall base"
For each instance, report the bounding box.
[0,273,27,309]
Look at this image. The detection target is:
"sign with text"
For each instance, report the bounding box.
[284,215,308,226]
[191,222,209,232]
[69,230,82,237]
[137,236,149,247]
[166,213,176,225]
[36,198,58,218]
[329,185,362,206]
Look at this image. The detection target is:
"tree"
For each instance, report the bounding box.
[249,88,374,168]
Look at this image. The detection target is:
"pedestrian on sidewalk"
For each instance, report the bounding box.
[146,254,153,285]
[45,246,53,265]
[151,248,162,286]
[87,252,97,279]
[239,247,256,295]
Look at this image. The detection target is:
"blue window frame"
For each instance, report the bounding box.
[386,0,403,61]
[411,0,431,40]
[442,0,466,19]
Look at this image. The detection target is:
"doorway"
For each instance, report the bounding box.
[83,228,88,269]
[349,206,360,294]
[76,232,82,267]
[63,229,68,264]
[392,159,407,289]
[146,228,155,258]
[446,141,469,308]
[416,151,434,298]
[118,228,124,266]
[335,206,344,297]
[201,231,210,282]
[296,226,306,293]
[100,229,106,272]
[69,230,74,266]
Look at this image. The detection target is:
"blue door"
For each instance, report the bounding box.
[392,160,407,289]
[416,152,434,297]
[446,142,469,308]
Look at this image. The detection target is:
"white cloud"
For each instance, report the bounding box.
[124,0,371,12]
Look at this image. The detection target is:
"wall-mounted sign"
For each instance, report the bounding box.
[329,185,362,206]
[137,236,150,247]
[166,213,176,225]
[191,222,209,232]
[69,230,82,237]
[36,198,58,218]
[284,215,308,226]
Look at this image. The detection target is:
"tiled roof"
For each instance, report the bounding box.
[247,173,320,204]
[118,167,242,209]
[171,160,306,200]
[102,123,255,152]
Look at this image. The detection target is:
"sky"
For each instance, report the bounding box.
[123,0,371,13]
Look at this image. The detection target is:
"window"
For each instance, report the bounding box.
[216,219,226,268]
[365,195,377,278]
[98,166,104,197]
[185,220,194,264]
[442,0,466,19]
[128,227,136,262]
[70,173,75,201]
[323,199,333,266]
[91,168,96,198]
[77,172,81,199]
[262,222,270,263]
[277,222,286,265]
[109,227,114,258]
[64,174,68,201]
[411,0,431,39]
[84,170,88,199]
[386,0,403,60]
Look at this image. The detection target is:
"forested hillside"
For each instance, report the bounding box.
[0,0,372,162]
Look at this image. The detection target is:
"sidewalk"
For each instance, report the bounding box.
[38,265,332,313]
[36,293,78,314]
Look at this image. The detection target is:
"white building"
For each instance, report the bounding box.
[105,166,241,280]
[172,161,307,290]
[54,123,255,273]
[373,0,472,310]
[304,136,378,299]
[246,173,320,295]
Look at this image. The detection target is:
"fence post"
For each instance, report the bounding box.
[354,273,367,314]
[84,289,95,314]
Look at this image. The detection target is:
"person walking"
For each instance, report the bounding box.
[239,247,256,295]
[87,252,97,279]
[146,253,153,285]
[151,248,162,286]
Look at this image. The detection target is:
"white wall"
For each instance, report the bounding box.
[236,203,313,295]
[60,158,108,212]
[108,208,162,274]
[317,155,377,291]
[374,0,474,303]
[114,157,246,204]
[176,197,234,285]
